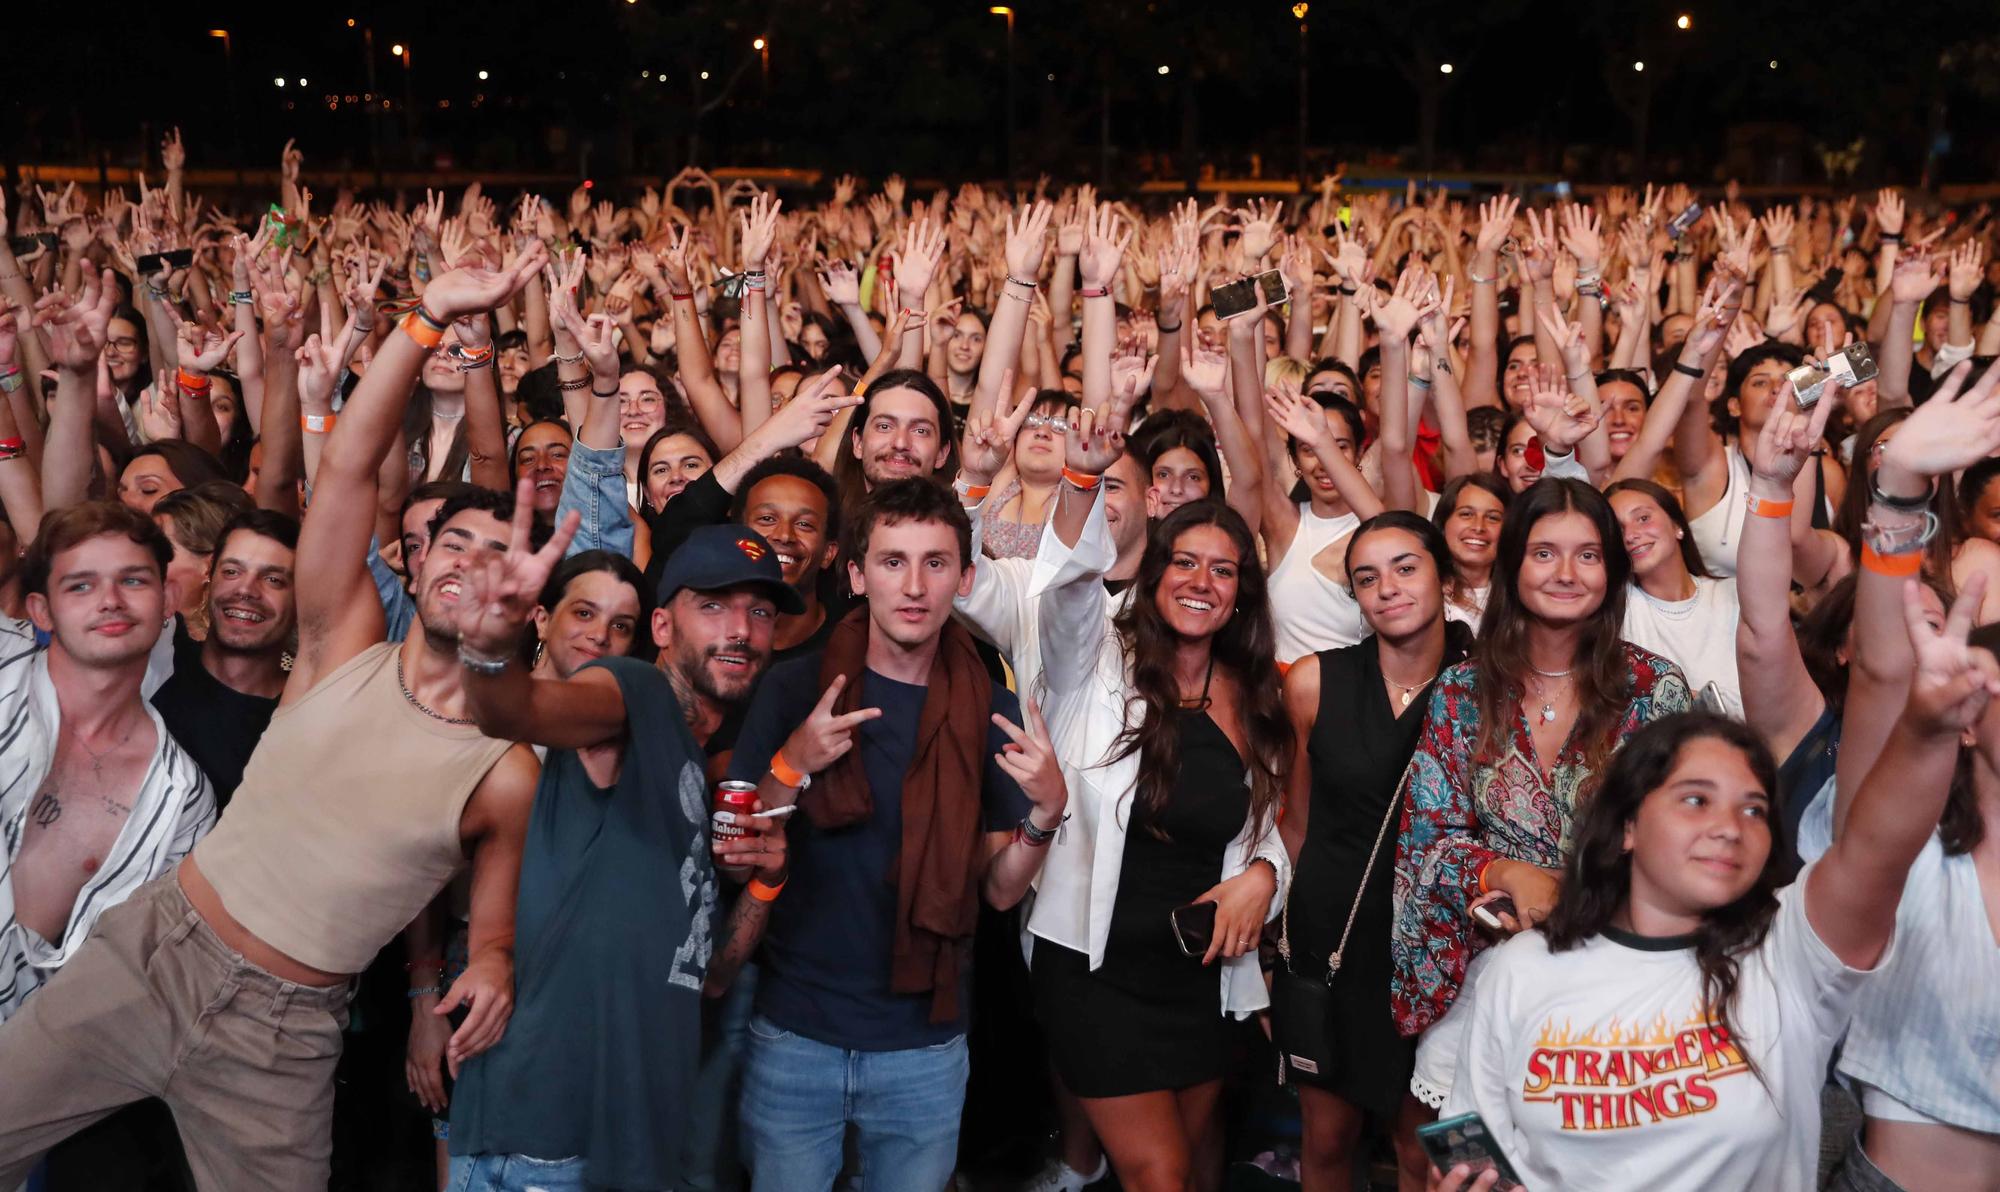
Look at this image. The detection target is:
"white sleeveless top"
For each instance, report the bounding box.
[1268,504,1364,664]
[1686,447,1752,578]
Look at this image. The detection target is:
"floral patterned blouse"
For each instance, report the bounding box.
[1389,643,1690,1037]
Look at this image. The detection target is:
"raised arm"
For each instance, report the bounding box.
[655,226,743,453]
[1811,573,1998,970]
[36,268,119,510]
[1873,250,1944,411]
[1613,270,1740,484]
[1077,203,1128,413]
[736,193,783,439]
[970,200,1052,427]
[1463,196,1516,409]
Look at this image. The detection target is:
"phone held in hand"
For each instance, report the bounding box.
[7,233,57,256]
[1170,901,1217,958]
[1667,202,1703,240]
[1416,1112,1525,1190]
[1789,343,1877,407]
[1470,894,1518,933]
[1212,270,1288,321]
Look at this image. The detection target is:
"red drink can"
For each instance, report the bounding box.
[713,780,758,843]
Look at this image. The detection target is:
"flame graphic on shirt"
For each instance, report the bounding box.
[1522,1001,1750,1131]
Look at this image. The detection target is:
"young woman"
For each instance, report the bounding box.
[1392,478,1691,1110]
[1030,416,1292,1192]
[119,441,229,515]
[1129,410,1227,520]
[615,364,677,506]
[636,420,720,518]
[1280,512,1473,1192]
[1446,669,1978,1189]
[939,308,988,418]
[1431,475,1508,627]
[525,550,650,677]
[980,390,1076,561]
[1608,478,1743,717]
[511,420,573,529]
[1494,414,1542,496]
[1260,384,1381,664]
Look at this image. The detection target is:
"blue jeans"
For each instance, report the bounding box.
[447,1152,587,1192]
[739,1016,968,1192]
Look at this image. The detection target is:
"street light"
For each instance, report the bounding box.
[478,69,489,80]
[1157,64,1170,75]
[391,43,404,56]
[753,37,766,50]
[1633,60,1645,72]
[991,7,1015,193]
[1439,62,1454,74]
[1675,13,1692,29]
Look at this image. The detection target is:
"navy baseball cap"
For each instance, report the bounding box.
[654,524,806,614]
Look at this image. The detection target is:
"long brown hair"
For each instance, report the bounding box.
[1109,501,1292,841]
[1543,713,1782,1079]
[1472,478,1633,776]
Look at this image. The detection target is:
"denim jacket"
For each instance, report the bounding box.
[555,439,634,559]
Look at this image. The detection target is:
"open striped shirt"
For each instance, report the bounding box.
[0,618,215,1020]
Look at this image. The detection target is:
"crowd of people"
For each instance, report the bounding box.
[0,130,1995,1192]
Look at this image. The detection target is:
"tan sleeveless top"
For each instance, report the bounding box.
[193,642,514,974]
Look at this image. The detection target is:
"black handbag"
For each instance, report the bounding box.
[1272,776,1405,1087]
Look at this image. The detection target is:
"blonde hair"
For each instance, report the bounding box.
[1264,355,1309,391]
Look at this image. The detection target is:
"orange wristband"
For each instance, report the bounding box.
[401,311,445,350]
[957,483,991,502]
[747,876,787,903]
[769,749,806,788]
[1477,859,1496,896]
[1860,545,1923,578]
[1745,495,1793,520]
[300,412,337,434]
[1062,467,1102,490]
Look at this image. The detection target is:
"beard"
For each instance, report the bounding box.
[672,639,768,708]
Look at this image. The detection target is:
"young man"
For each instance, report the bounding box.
[0,502,214,1021]
[727,478,1069,1192]
[150,508,299,807]
[0,251,550,1191]
[833,368,959,504]
[445,521,797,1190]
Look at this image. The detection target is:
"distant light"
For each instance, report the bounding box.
[299,78,307,86]
[208,28,228,38]
[700,70,710,80]
[1157,64,1170,75]
[1675,13,1691,29]
[583,179,594,190]
[989,5,1012,13]
[1768,59,1779,69]
[345,17,355,27]
[1046,72,1055,81]
[274,77,285,87]
[1292,1,1308,17]
[753,37,766,50]
[1439,62,1454,74]
[391,43,404,56]
[641,70,651,78]
[477,69,489,80]
[1632,60,1645,72]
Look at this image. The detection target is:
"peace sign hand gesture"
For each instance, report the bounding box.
[455,479,583,661]
[959,371,1034,487]
[1902,572,2000,738]
[1748,379,1835,492]
[779,675,884,776]
[992,699,1067,823]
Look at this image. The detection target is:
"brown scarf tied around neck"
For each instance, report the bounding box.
[802,607,992,1023]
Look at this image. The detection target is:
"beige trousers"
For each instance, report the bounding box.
[0,874,349,1192]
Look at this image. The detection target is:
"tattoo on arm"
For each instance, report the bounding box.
[703,893,772,998]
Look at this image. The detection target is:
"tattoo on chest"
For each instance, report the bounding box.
[30,790,60,827]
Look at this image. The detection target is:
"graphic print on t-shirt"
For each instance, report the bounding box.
[1522,1001,1750,1131]
[669,758,716,992]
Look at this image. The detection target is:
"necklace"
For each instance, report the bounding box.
[397,653,476,725]
[1527,668,1571,724]
[66,717,137,780]
[1382,664,1438,709]
[1179,653,1217,710]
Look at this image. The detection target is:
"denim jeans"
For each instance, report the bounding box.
[447,1152,588,1192]
[676,962,759,1192]
[739,1016,968,1192]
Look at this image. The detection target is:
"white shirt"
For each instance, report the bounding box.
[1445,868,1878,1192]
[1686,447,1753,579]
[1020,488,1290,1017]
[0,619,215,1021]
[954,497,1132,704]
[1621,576,1744,719]
[1267,503,1364,664]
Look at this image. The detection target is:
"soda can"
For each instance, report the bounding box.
[713,780,758,843]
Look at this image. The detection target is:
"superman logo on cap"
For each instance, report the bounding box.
[736,538,767,561]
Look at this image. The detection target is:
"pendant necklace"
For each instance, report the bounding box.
[1384,666,1438,709]
[1529,665,1571,724]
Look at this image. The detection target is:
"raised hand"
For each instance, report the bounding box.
[1880,358,2000,484]
[175,318,245,374]
[1370,263,1433,342]
[1180,332,1229,399]
[1948,239,1986,303]
[1749,378,1835,489]
[1063,391,1135,477]
[1517,209,1556,283]
[759,365,863,451]
[1558,203,1603,276]
[991,700,1067,823]
[1888,249,1946,304]
[1235,198,1284,264]
[1264,386,1336,457]
[1760,205,1796,250]
[780,675,883,775]
[35,266,118,370]
[1079,202,1132,291]
[1763,286,1813,343]
[1535,307,1591,377]
[1902,572,2000,738]
[1521,362,1602,454]
[1004,200,1053,283]
[738,191,783,272]
[1874,188,1904,237]
[1475,194,1521,257]
[423,241,550,321]
[894,218,947,306]
[161,127,186,172]
[457,479,583,663]
[960,374,1034,485]
[1109,349,1157,401]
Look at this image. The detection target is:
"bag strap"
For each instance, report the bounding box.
[1280,769,1408,981]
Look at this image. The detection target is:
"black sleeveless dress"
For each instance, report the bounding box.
[1280,623,1470,1117]
[1032,709,1250,1098]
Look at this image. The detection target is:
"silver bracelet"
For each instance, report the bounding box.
[457,643,512,675]
[1861,510,1937,557]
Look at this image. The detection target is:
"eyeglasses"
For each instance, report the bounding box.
[1023,413,1072,434]
[106,337,141,352]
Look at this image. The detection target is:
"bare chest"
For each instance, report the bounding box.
[10,732,153,944]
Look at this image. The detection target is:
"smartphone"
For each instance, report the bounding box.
[136,252,166,276]
[8,233,57,256]
[1553,180,1573,199]
[1470,895,1518,932]
[163,248,193,269]
[1788,343,1878,407]
[1667,202,1702,240]
[1416,1113,1523,1189]
[1170,901,1217,958]
[1213,270,1287,321]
